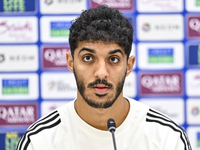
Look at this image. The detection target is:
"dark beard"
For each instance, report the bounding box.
[73,67,126,108]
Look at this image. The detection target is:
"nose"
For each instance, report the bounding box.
[94,60,109,79]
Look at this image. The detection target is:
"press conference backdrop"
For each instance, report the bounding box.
[0,0,200,149]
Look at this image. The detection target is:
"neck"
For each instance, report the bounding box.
[74,93,130,131]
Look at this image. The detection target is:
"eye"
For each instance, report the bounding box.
[109,57,119,64]
[83,55,93,62]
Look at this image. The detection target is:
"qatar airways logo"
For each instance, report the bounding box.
[0,21,32,35]
[42,46,70,69]
[140,72,183,96]
[0,103,38,126]
[189,18,200,33]
[188,16,200,38]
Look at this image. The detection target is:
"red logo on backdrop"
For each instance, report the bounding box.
[187,15,200,39]
[0,103,38,126]
[90,0,134,12]
[42,46,70,70]
[139,72,183,96]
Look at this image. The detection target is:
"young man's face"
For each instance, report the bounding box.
[67,41,134,109]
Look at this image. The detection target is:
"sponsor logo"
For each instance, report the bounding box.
[186,0,200,12]
[0,54,5,63]
[142,23,150,31]
[2,79,29,95]
[40,0,86,14]
[0,0,36,13]
[187,16,200,39]
[187,127,200,150]
[142,23,180,32]
[197,0,200,6]
[137,15,183,41]
[0,17,38,43]
[0,74,39,100]
[186,99,200,124]
[48,80,76,91]
[155,24,180,30]
[137,0,183,12]
[148,48,174,63]
[188,44,200,66]
[42,46,70,70]
[197,132,200,147]
[41,73,77,99]
[9,54,35,62]
[0,21,32,34]
[191,106,200,116]
[0,45,38,72]
[0,132,24,150]
[91,0,134,12]
[40,16,76,43]
[45,0,83,5]
[0,103,38,126]
[139,72,183,96]
[45,0,53,5]
[190,74,200,88]
[50,21,70,37]
[138,42,184,70]
[186,70,200,96]
[141,23,180,32]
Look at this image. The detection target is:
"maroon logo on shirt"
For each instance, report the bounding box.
[187,15,200,39]
[0,103,38,126]
[42,46,70,70]
[90,0,134,12]
[139,72,183,96]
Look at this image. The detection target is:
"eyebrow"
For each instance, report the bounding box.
[78,47,124,57]
[78,48,96,55]
[108,49,124,57]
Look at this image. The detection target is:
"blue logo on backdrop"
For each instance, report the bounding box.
[197,132,200,147]
[148,48,174,63]
[188,44,200,66]
[50,21,71,37]
[2,79,29,94]
[0,132,24,150]
[0,0,36,13]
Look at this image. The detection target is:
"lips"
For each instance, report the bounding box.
[93,84,109,94]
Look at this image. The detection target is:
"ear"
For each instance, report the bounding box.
[66,52,74,73]
[126,55,135,76]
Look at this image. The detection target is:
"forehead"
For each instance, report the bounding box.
[75,41,125,54]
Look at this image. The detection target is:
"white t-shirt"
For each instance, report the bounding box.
[17,97,191,150]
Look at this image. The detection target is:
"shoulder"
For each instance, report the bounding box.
[145,106,191,150]
[16,101,74,150]
[126,97,191,150]
[145,108,191,149]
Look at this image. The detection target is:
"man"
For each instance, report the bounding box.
[17,5,192,150]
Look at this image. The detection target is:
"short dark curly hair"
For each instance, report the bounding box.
[69,5,134,59]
